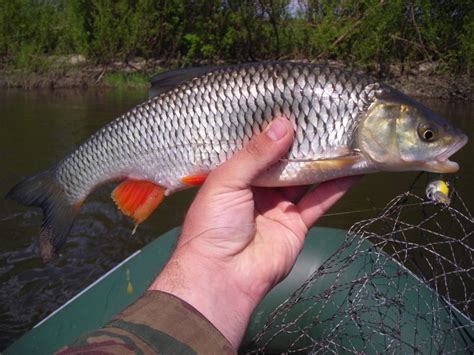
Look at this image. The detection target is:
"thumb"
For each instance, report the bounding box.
[209,117,294,189]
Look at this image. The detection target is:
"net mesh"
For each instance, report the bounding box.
[245,183,473,354]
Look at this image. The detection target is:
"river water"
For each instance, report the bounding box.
[0,89,472,350]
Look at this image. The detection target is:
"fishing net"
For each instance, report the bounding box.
[244,179,473,354]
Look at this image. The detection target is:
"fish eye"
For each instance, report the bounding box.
[418,124,438,142]
[424,130,435,140]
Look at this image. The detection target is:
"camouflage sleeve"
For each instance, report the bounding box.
[56,290,235,354]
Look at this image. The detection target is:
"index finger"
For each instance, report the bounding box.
[297,176,362,228]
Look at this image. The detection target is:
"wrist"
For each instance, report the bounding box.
[149,245,262,348]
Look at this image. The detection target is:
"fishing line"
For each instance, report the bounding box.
[318,201,428,218]
[244,184,473,354]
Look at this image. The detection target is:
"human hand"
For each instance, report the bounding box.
[149,118,359,348]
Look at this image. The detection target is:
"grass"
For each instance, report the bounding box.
[102,71,150,89]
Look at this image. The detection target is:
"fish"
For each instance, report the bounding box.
[6,62,468,261]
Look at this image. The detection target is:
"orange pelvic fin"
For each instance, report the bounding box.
[181,174,208,186]
[112,179,165,225]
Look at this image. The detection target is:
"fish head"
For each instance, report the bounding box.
[357,91,468,173]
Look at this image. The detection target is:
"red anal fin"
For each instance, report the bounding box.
[112,180,165,224]
[181,174,208,186]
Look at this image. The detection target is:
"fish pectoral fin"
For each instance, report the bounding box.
[180,174,208,186]
[307,154,366,172]
[284,147,361,163]
[112,179,165,224]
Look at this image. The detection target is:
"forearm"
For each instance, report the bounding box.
[149,245,266,349]
[57,290,234,354]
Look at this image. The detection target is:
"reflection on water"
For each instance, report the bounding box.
[0,89,472,350]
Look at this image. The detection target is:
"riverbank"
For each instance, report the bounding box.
[384,67,473,101]
[0,62,151,91]
[1,59,472,100]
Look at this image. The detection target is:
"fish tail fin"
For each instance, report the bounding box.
[5,169,80,262]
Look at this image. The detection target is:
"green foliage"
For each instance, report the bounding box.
[460,10,474,75]
[56,0,88,55]
[0,0,473,76]
[0,0,56,71]
[103,71,149,89]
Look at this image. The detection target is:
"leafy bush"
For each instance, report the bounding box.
[0,0,472,76]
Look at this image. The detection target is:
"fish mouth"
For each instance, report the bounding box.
[423,134,468,173]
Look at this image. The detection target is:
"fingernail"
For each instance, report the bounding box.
[265,119,288,141]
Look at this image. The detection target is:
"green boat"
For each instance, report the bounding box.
[5,227,473,354]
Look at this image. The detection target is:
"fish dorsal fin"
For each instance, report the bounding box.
[149,66,216,98]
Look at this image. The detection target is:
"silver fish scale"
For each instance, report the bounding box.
[57,62,381,202]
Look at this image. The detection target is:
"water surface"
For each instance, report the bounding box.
[0,89,472,350]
